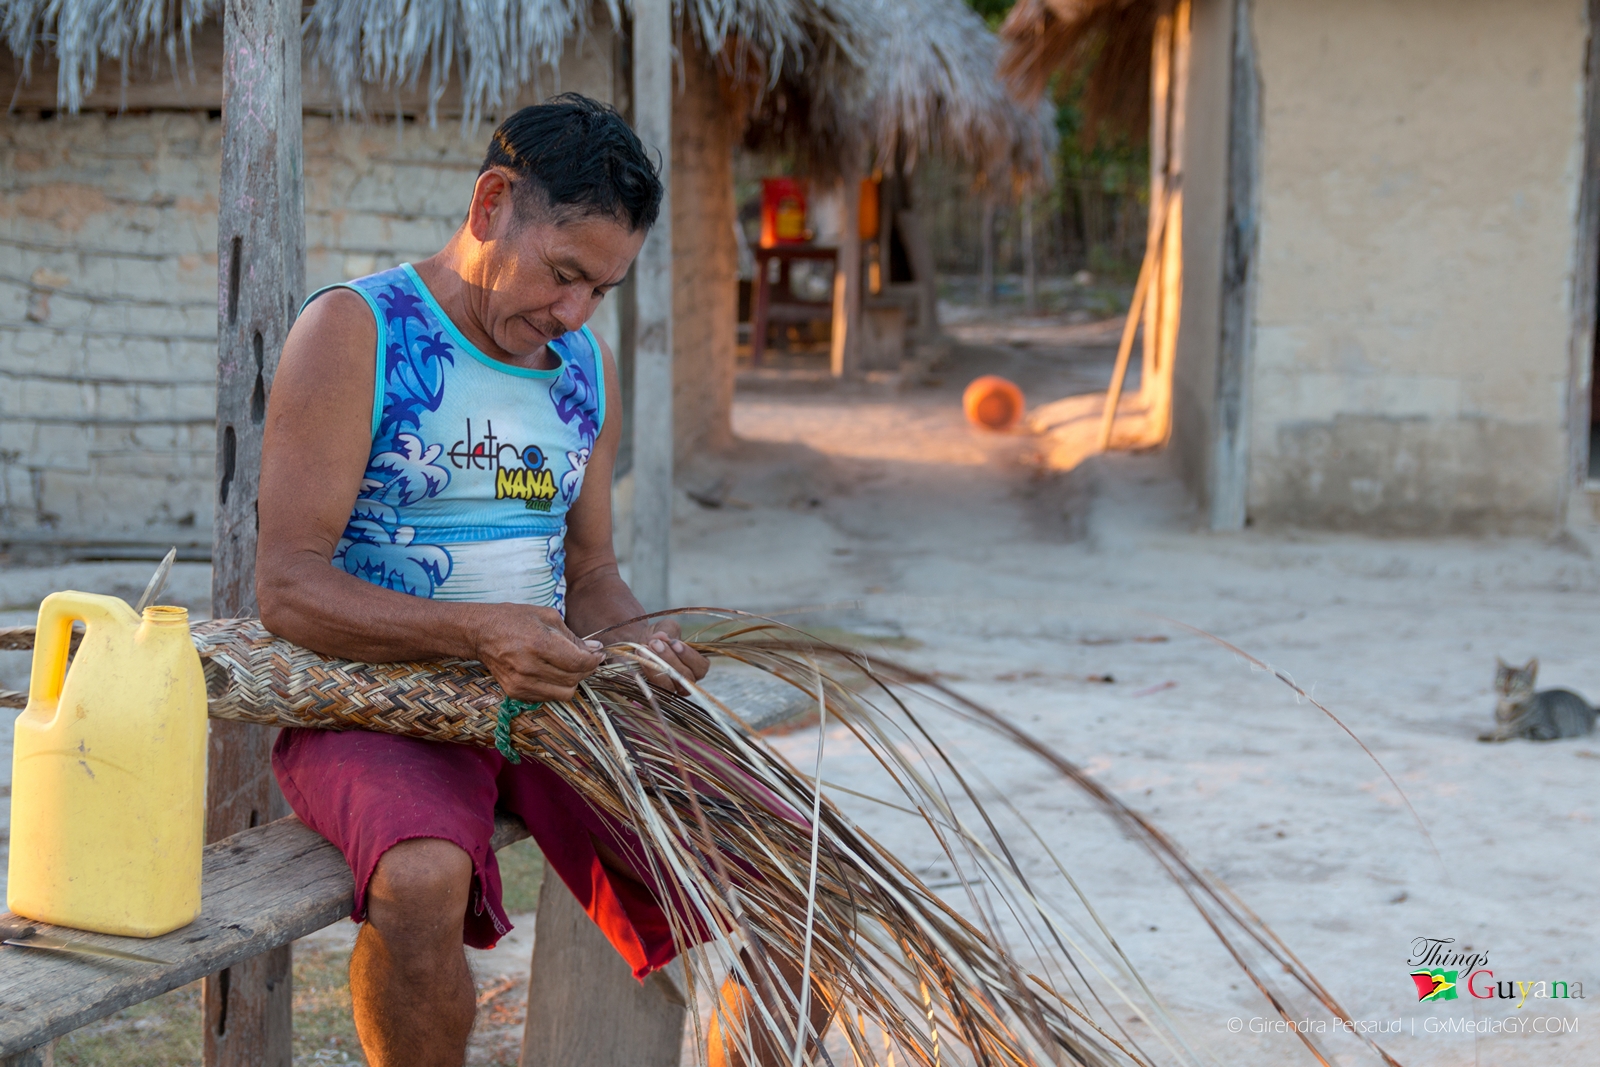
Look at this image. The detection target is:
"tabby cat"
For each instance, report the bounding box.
[1479,658,1596,742]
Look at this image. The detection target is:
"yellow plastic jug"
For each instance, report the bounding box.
[8,591,207,937]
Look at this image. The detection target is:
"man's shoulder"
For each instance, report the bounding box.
[294,287,378,345]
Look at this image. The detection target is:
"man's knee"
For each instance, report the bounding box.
[366,837,474,929]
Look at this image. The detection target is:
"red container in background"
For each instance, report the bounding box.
[963,376,1026,432]
[760,178,809,247]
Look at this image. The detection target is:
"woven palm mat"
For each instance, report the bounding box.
[193,618,549,751]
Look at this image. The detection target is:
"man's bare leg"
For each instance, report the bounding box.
[707,949,833,1067]
[349,838,477,1067]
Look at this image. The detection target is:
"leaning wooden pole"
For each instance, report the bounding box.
[205,0,305,1062]
[1098,194,1169,452]
[628,0,675,611]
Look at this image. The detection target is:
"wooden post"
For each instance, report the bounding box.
[830,173,862,378]
[1211,0,1260,530]
[1146,0,1189,443]
[0,1040,54,1066]
[751,250,772,366]
[1139,0,1188,446]
[206,0,304,1063]
[1144,0,1173,400]
[520,876,686,1067]
[1021,192,1037,315]
[629,0,673,611]
[979,198,996,308]
[877,173,898,297]
[895,207,940,340]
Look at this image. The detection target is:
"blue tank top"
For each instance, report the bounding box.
[306,263,605,614]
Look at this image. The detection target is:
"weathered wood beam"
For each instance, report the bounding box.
[1145,0,1190,444]
[207,0,306,1063]
[1211,0,1260,531]
[518,872,687,1067]
[895,208,940,340]
[1021,192,1037,315]
[628,0,674,611]
[1144,0,1174,398]
[980,198,997,308]
[0,1041,53,1067]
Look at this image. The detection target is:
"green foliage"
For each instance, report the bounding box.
[53,950,368,1066]
[1054,75,1147,196]
[962,0,1147,274]
[965,0,1015,30]
[496,837,546,914]
[1047,49,1149,275]
[54,983,205,1066]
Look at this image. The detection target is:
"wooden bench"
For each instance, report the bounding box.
[0,813,530,1065]
[0,661,805,1066]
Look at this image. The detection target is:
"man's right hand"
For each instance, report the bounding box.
[471,604,606,703]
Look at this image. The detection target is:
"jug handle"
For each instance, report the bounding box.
[28,592,140,719]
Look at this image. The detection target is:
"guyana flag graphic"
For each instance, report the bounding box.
[1410,969,1458,1001]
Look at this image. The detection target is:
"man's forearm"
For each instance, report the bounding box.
[257,551,485,663]
[563,562,651,643]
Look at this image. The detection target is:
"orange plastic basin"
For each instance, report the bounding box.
[963,375,1025,431]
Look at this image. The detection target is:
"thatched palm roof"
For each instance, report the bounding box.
[1,0,1047,182]
[862,0,1051,183]
[2,0,212,113]
[998,0,1151,142]
[736,0,1049,184]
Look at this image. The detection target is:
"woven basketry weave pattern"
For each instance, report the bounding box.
[193,618,544,752]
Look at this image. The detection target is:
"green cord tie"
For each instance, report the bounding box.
[496,698,542,763]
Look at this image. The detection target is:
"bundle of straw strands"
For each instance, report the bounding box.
[186,614,1400,1065]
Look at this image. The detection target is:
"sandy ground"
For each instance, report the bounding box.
[673,322,1599,1066]
[3,313,1597,1065]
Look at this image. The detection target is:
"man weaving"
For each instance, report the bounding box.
[256,95,820,1066]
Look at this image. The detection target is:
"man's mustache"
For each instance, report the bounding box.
[527,316,568,341]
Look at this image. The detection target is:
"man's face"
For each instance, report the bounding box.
[469,173,646,358]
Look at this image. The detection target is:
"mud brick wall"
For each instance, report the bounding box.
[0,112,224,553]
[669,32,738,461]
[0,112,493,553]
[1242,0,1587,533]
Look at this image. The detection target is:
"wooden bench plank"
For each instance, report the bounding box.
[0,812,529,1055]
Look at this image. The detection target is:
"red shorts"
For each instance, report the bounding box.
[271,727,682,978]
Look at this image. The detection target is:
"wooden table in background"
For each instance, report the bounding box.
[751,245,838,365]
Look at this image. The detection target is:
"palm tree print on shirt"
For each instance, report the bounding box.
[333,284,457,596]
[550,357,599,450]
[550,350,600,507]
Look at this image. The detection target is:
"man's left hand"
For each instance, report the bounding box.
[612,618,709,696]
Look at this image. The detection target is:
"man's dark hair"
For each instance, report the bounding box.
[481,94,663,231]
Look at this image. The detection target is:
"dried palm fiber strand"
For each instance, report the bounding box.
[4,614,1403,1066]
[186,617,1132,1065]
[682,620,1404,1067]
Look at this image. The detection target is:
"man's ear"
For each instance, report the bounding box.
[468,169,515,242]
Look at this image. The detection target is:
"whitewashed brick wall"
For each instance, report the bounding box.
[0,28,733,555]
[1,113,503,552]
[0,112,224,551]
